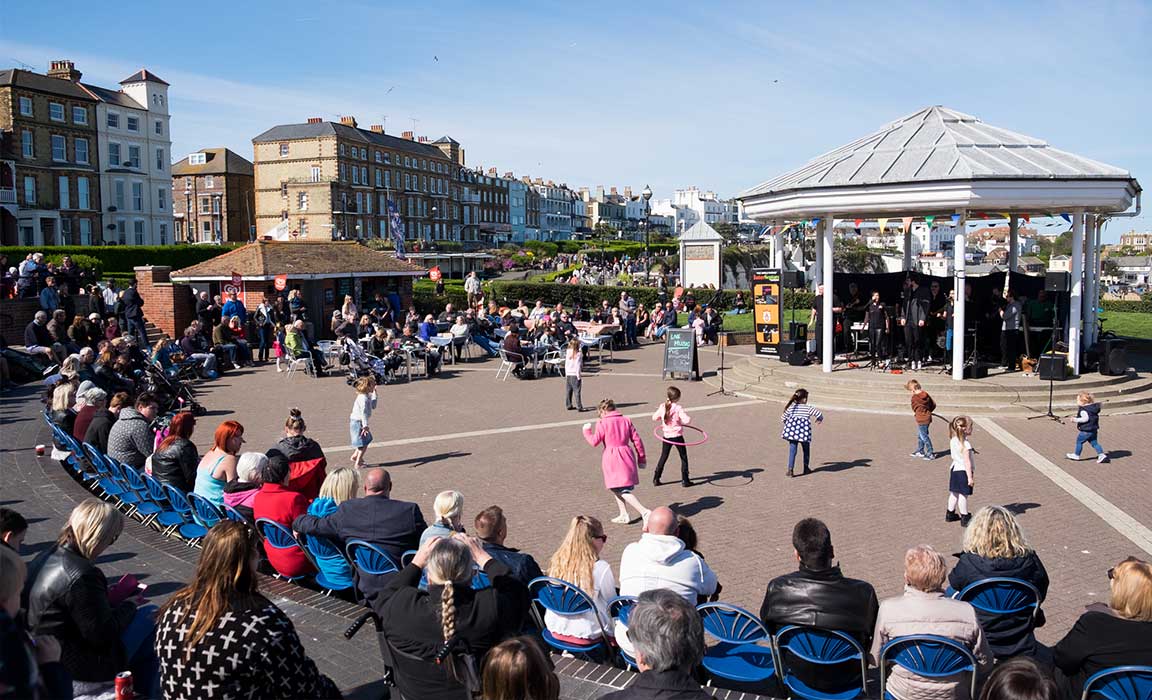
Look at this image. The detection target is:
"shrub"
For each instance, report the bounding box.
[484,281,814,311]
[0,245,237,278]
[42,253,104,282]
[1102,298,1152,313]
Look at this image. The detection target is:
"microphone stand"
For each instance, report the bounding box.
[1028,296,1063,423]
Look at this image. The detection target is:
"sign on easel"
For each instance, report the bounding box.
[663,328,700,380]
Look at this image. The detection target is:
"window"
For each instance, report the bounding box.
[310,165,321,182]
[79,219,91,245]
[18,96,32,116]
[49,102,64,121]
[299,219,308,238]
[107,112,120,128]
[279,143,289,157]
[188,152,206,165]
[127,145,141,168]
[384,171,391,189]
[384,152,391,164]
[298,192,308,211]
[355,192,363,212]
[127,115,139,131]
[366,196,372,214]
[20,225,33,245]
[51,135,67,161]
[351,166,359,185]
[109,143,121,166]
[75,138,89,164]
[404,173,411,190]
[154,120,162,135]
[58,176,70,208]
[360,166,367,184]
[61,218,72,243]
[158,188,167,210]
[404,156,410,167]
[77,177,90,209]
[72,106,87,124]
[114,180,126,209]
[158,223,168,244]
[155,148,165,171]
[205,175,214,189]
[375,169,383,187]
[212,197,221,213]
[133,220,145,244]
[199,197,210,214]
[374,150,382,163]
[339,164,346,182]
[201,220,211,236]
[23,176,36,204]
[21,130,33,158]
[339,144,346,156]
[131,182,143,210]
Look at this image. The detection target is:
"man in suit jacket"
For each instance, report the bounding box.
[473,505,542,585]
[293,467,426,606]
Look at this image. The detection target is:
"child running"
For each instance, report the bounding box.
[1066,391,1109,463]
[780,388,823,478]
[564,337,584,412]
[905,379,937,460]
[946,415,975,527]
[583,398,650,525]
[652,386,692,487]
[348,376,377,469]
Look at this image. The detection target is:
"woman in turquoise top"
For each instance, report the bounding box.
[194,420,245,505]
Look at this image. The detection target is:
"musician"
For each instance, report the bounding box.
[927,280,948,361]
[981,286,1006,358]
[810,284,842,360]
[900,275,932,370]
[999,289,1023,372]
[862,290,890,360]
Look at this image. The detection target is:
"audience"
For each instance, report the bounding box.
[948,505,1050,659]
[1,541,70,699]
[977,658,1059,700]
[1052,556,1152,697]
[150,411,199,494]
[155,522,341,699]
[475,505,543,586]
[600,588,711,700]
[871,545,992,700]
[276,407,328,500]
[543,515,616,647]
[481,636,560,700]
[0,507,29,552]
[305,467,361,591]
[253,450,315,579]
[194,420,244,506]
[106,391,159,469]
[83,390,129,452]
[223,451,267,521]
[71,385,106,442]
[760,517,878,694]
[25,499,159,697]
[421,489,466,546]
[293,467,426,606]
[378,535,529,700]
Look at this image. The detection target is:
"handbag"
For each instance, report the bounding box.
[360,428,373,444]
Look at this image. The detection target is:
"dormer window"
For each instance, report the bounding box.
[188,153,207,165]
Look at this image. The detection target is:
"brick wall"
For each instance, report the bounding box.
[133,265,195,339]
[0,297,42,346]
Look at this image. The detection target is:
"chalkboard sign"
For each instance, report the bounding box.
[663,328,700,380]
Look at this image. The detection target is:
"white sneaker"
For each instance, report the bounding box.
[1065,453,1082,461]
[1097,453,1110,463]
[910,452,923,458]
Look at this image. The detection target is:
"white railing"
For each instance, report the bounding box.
[0,188,16,204]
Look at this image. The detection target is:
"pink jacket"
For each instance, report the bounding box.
[583,411,646,489]
[652,402,691,438]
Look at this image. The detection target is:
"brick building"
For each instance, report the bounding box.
[0,64,101,245]
[252,117,463,243]
[171,147,254,243]
[459,166,511,245]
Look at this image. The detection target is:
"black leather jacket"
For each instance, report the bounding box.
[25,543,137,682]
[759,565,879,642]
[151,436,200,494]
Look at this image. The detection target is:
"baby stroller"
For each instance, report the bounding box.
[339,336,394,385]
[141,362,207,416]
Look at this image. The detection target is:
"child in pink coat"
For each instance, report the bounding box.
[583,397,650,525]
[651,385,692,487]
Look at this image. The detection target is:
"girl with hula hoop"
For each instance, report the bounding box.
[651,386,693,487]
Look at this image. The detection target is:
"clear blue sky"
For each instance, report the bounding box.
[4,0,1150,241]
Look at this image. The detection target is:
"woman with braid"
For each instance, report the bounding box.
[379,534,531,700]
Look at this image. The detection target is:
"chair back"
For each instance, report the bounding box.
[346,539,400,576]
[187,492,224,528]
[143,473,171,504]
[954,577,1040,616]
[1082,666,1152,700]
[82,442,112,475]
[608,596,639,669]
[221,504,250,524]
[698,602,771,644]
[880,635,977,700]
[119,462,150,494]
[256,518,302,551]
[163,483,194,516]
[400,549,417,568]
[775,625,868,699]
[528,576,596,616]
[304,533,345,560]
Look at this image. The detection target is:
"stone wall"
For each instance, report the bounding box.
[133,265,195,339]
[0,297,41,346]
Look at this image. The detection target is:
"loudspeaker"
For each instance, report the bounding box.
[788,350,810,366]
[964,364,989,379]
[777,340,804,361]
[1099,338,1128,376]
[1045,271,1070,293]
[789,322,808,341]
[1038,354,1069,381]
[782,270,805,289]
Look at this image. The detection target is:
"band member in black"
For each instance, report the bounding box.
[810,284,842,361]
[900,275,932,370]
[927,280,948,361]
[999,288,1023,372]
[862,290,890,360]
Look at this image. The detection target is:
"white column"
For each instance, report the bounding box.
[952,212,968,381]
[1092,217,1105,345]
[1008,215,1019,272]
[810,220,822,353]
[774,225,785,271]
[903,226,913,271]
[822,215,834,373]
[1084,215,1099,346]
[1068,210,1085,375]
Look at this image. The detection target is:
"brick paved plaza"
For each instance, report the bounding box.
[3,342,1149,697]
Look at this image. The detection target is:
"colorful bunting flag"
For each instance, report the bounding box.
[901,217,914,233]
[854,218,863,228]
[877,218,889,233]
[1061,213,1072,223]
[925,216,936,228]
[950,214,961,225]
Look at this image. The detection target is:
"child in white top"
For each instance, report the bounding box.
[946,415,975,527]
[564,337,584,412]
[349,376,377,469]
[651,385,693,487]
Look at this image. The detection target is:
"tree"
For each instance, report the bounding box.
[712,222,741,243]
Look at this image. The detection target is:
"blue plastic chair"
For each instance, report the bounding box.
[103,460,148,516]
[697,602,776,684]
[400,549,417,568]
[346,539,401,576]
[114,464,163,523]
[880,635,977,700]
[255,518,310,582]
[187,492,224,530]
[141,474,186,533]
[528,576,609,657]
[221,503,251,524]
[161,484,208,542]
[303,534,355,595]
[775,625,868,700]
[1082,666,1152,700]
[954,578,1040,617]
[608,596,638,669]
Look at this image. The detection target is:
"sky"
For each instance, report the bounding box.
[3,0,1150,241]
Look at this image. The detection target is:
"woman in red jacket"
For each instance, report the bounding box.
[253,450,314,579]
[275,408,327,500]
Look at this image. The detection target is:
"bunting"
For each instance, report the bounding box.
[1061,213,1072,223]
[950,214,961,225]
[877,218,889,233]
[925,215,936,228]
[901,217,914,233]
[854,218,863,228]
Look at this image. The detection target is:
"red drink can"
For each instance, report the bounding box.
[115,671,134,699]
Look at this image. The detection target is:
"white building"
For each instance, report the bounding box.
[650,187,741,235]
[534,181,574,241]
[83,69,173,245]
[1110,255,1151,286]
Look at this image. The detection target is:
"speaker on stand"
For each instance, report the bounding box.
[1099,338,1128,376]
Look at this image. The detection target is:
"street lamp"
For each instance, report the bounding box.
[641,184,653,263]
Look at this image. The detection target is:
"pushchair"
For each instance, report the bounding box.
[339,336,396,385]
[141,363,206,416]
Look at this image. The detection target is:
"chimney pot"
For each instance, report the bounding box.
[488,167,497,176]
[370,124,384,133]
[339,116,358,127]
[307,117,323,124]
[504,171,514,178]
[418,136,428,143]
[610,187,618,195]
[47,60,82,82]
[401,131,414,140]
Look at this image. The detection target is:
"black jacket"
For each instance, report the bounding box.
[24,543,137,682]
[480,541,543,586]
[120,286,143,320]
[948,551,1050,658]
[23,321,53,349]
[150,436,200,494]
[1053,608,1152,696]
[600,669,712,699]
[83,408,116,452]
[293,493,426,604]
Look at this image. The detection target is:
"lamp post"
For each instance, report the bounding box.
[641,184,653,267]
[183,186,192,243]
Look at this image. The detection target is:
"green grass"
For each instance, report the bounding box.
[1101,311,1152,339]
[722,309,811,333]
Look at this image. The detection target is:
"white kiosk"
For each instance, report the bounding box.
[678,221,723,289]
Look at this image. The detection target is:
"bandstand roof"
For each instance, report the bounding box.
[739,106,1141,219]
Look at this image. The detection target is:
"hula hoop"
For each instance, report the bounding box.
[652,424,709,447]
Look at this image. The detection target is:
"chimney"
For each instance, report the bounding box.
[47,60,82,82]
[401,131,414,140]
[339,115,358,128]
[624,186,632,198]
[369,124,384,133]
[504,172,514,178]
[307,117,323,124]
[610,187,618,195]
[488,167,497,176]
[418,136,428,143]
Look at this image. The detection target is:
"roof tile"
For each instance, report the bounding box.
[171,241,426,280]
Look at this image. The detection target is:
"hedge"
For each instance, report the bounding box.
[0,245,237,277]
[1101,299,1152,314]
[483,280,814,312]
